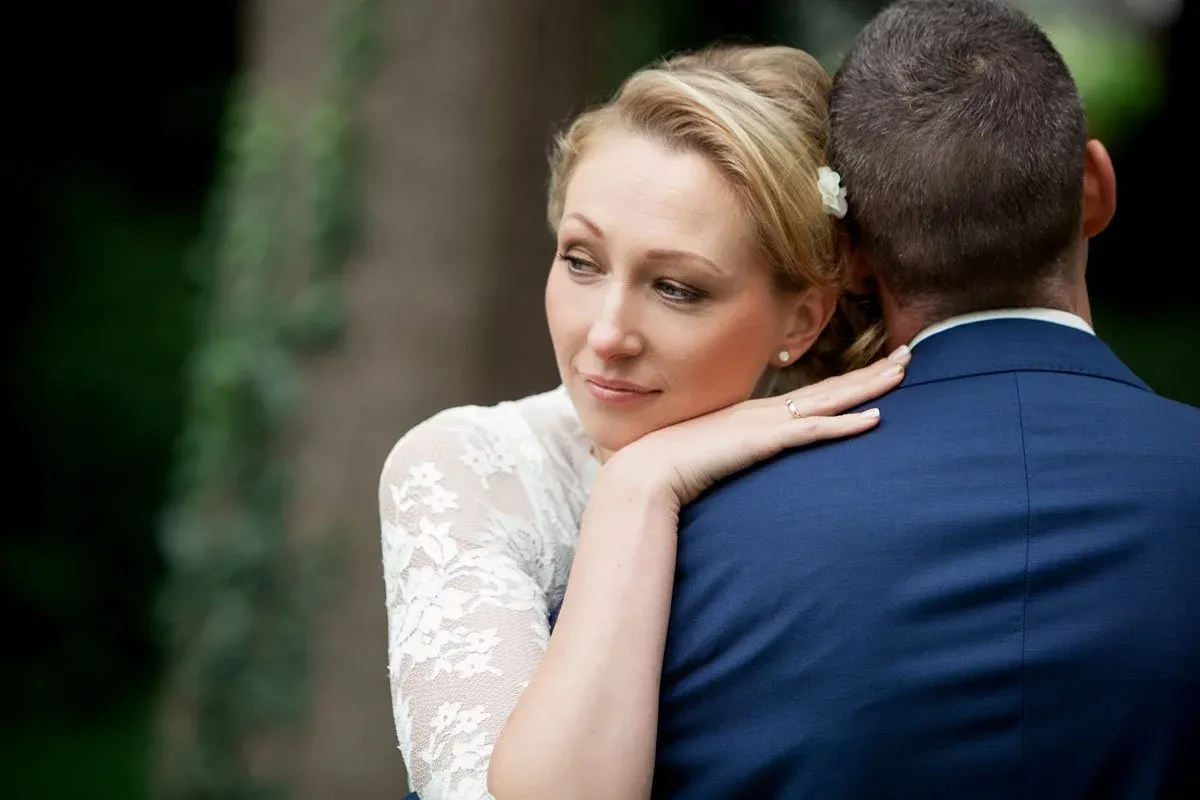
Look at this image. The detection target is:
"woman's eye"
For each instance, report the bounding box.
[559,253,599,275]
[656,280,706,304]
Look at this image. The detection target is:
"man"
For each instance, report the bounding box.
[653,1,1200,797]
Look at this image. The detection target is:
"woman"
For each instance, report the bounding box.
[380,45,909,800]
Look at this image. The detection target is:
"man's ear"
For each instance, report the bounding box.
[839,227,873,294]
[1082,139,1116,239]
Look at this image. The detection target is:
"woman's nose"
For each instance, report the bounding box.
[587,287,644,361]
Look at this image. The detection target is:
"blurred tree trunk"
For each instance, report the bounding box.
[271,0,602,796]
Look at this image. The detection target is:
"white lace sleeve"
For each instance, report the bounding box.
[380,408,558,800]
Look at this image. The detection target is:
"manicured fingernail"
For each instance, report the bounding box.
[861,408,881,418]
[888,344,911,363]
[883,364,904,378]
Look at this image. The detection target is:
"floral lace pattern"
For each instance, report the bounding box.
[380,387,596,798]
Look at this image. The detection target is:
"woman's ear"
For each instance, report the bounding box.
[781,285,838,358]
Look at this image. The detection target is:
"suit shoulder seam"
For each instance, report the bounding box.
[1013,373,1032,800]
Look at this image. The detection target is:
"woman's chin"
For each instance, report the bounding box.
[578,418,650,460]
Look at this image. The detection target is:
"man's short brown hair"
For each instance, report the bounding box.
[829,0,1088,315]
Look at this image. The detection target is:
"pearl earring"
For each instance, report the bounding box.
[778,350,791,363]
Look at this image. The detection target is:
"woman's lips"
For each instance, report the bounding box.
[582,375,660,404]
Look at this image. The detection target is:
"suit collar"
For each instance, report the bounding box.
[909,308,1094,349]
[898,318,1150,392]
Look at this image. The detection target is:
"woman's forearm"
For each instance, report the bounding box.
[488,467,679,800]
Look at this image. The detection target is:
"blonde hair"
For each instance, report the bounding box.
[547,45,886,389]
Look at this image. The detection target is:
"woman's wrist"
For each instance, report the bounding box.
[595,443,681,513]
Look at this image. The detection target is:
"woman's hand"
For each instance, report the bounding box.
[608,345,911,507]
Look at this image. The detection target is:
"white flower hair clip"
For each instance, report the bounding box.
[817,166,848,219]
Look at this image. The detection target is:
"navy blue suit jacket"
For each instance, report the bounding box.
[654,319,1200,799]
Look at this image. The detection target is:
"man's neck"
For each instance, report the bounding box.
[881,284,1092,350]
[880,291,928,350]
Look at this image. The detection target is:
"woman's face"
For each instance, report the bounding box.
[545,130,819,458]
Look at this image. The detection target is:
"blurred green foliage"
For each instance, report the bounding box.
[157,91,315,799]
[1094,305,1200,409]
[7,185,197,714]
[156,1,380,795]
[1045,21,1165,145]
[0,694,155,799]
[3,191,195,800]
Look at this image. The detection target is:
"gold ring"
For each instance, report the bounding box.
[785,397,804,419]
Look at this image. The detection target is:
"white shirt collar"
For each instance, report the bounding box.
[909,308,1095,350]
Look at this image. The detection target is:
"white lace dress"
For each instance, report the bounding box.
[379,385,599,799]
